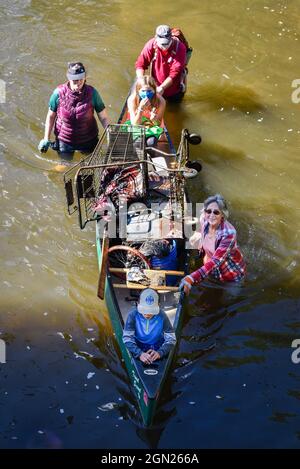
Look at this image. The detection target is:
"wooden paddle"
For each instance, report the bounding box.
[97,226,109,300]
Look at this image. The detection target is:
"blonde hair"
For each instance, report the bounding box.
[132,76,159,109]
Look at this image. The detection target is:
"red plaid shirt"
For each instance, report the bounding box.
[191,218,246,283]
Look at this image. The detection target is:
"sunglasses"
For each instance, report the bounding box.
[205,209,221,215]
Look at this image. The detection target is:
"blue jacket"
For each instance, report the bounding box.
[123,308,176,359]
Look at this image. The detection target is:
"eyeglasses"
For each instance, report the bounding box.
[205,209,221,215]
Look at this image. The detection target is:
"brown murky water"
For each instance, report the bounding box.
[0,0,299,449]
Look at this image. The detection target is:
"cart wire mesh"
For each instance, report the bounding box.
[63,124,147,228]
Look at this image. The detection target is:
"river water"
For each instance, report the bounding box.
[0,0,300,449]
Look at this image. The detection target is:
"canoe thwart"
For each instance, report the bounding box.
[109,267,184,276]
[112,283,179,292]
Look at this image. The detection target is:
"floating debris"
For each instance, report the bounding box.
[86,338,95,343]
[87,372,95,380]
[98,402,118,412]
[73,351,94,360]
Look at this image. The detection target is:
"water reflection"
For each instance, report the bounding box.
[188,82,266,113]
[26,429,63,449]
[64,306,196,447]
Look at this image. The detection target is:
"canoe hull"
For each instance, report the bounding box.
[96,228,178,425]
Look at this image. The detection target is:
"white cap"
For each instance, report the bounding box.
[155,24,172,47]
[137,288,160,316]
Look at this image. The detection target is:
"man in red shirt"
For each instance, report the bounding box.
[135,25,187,102]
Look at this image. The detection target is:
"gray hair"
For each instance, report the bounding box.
[203,194,229,219]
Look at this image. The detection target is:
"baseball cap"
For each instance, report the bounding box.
[155,25,172,47]
[137,288,160,316]
[67,62,86,81]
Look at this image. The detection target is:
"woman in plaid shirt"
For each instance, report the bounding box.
[180,194,246,295]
